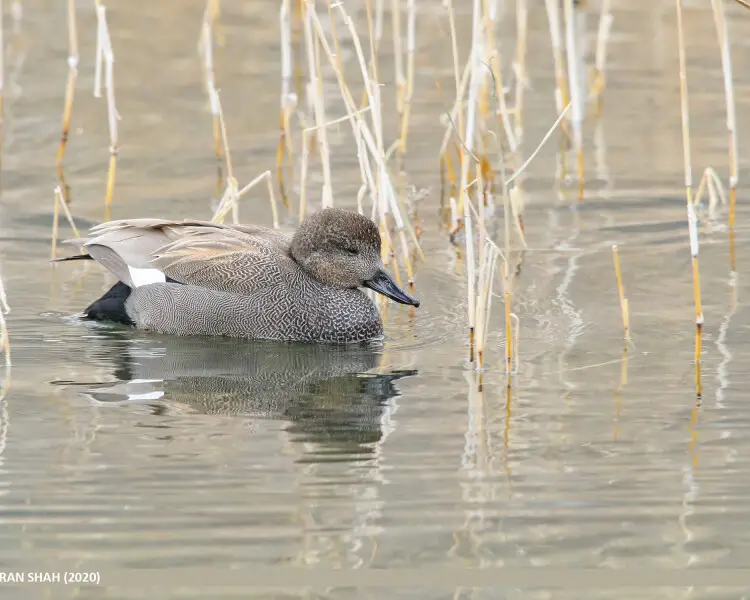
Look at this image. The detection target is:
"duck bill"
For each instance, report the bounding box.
[363,269,420,307]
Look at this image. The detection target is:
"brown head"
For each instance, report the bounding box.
[290,208,420,307]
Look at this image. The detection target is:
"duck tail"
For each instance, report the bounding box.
[83,281,135,327]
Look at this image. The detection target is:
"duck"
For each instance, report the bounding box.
[56,208,420,343]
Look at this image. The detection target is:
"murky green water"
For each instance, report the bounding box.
[2,1,750,598]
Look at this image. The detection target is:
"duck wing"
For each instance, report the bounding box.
[150,224,297,295]
[60,219,296,294]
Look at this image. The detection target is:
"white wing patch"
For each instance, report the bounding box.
[128,266,167,287]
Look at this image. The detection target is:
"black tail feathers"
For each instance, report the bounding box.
[83,281,135,327]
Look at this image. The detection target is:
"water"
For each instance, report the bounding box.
[1,0,750,598]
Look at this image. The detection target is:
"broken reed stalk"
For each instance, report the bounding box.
[733,0,750,9]
[50,185,80,260]
[611,245,630,340]
[57,0,78,170]
[210,86,278,225]
[694,167,727,220]
[592,0,613,116]
[213,170,279,227]
[675,0,703,380]
[544,0,570,179]
[210,90,240,224]
[505,102,572,188]
[709,0,738,230]
[562,0,584,199]
[95,5,118,209]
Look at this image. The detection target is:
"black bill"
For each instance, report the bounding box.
[363,268,420,307]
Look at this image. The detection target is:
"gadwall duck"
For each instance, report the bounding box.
[57,208,420,343]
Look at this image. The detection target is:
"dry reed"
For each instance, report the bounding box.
[50,185,80,260]
[277,0,295,207]
[513,0,528,142]
[397,0,416,159]
[562,0,584,199]
[709,0,738,230]
[199,4,223,168]
[56,0,78,171]
[481,0,517,155]
[501,156,513,375]
[305,2,422,294]
[210,89,239,223]
[94,4,118,209]
[458,0,482,361]
[302,1,333,209]
[209,90,279,227]
[675,0,703,394]
[0,0,5,165]
[693,167,727,220]
[0,273,9,367]
[544,0,571,179]
[592,0,613,116]
[611,245,630,340]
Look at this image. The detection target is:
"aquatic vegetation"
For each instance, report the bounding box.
[675,0,703,397]
[56,0,78,174]
[611,245,629,342]
[94,3,118,212]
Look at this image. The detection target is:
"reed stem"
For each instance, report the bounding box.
[302,0,333,209]
[0,0,5,166]
[562,0,584,200]
[199,1,226,176]
[57,0,78,168]
[399,0,415,158]
[544,0,570,180]
[709,0,738,230]
[96,5,118,208]
[675,0,703,374]
[592,0,613,116]
[513,0,528,143]
[0,274,10,367]
[611,245,630,340]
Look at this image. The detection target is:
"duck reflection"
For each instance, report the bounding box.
[75,331,417,454]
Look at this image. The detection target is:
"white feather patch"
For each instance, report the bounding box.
[128,266,166,287]
[126,391,165,401]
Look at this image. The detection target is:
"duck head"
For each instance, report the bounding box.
[290,208,420,308]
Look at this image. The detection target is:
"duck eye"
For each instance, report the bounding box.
[343,247,358,255]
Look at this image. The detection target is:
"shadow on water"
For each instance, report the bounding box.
[54,328,418,456]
